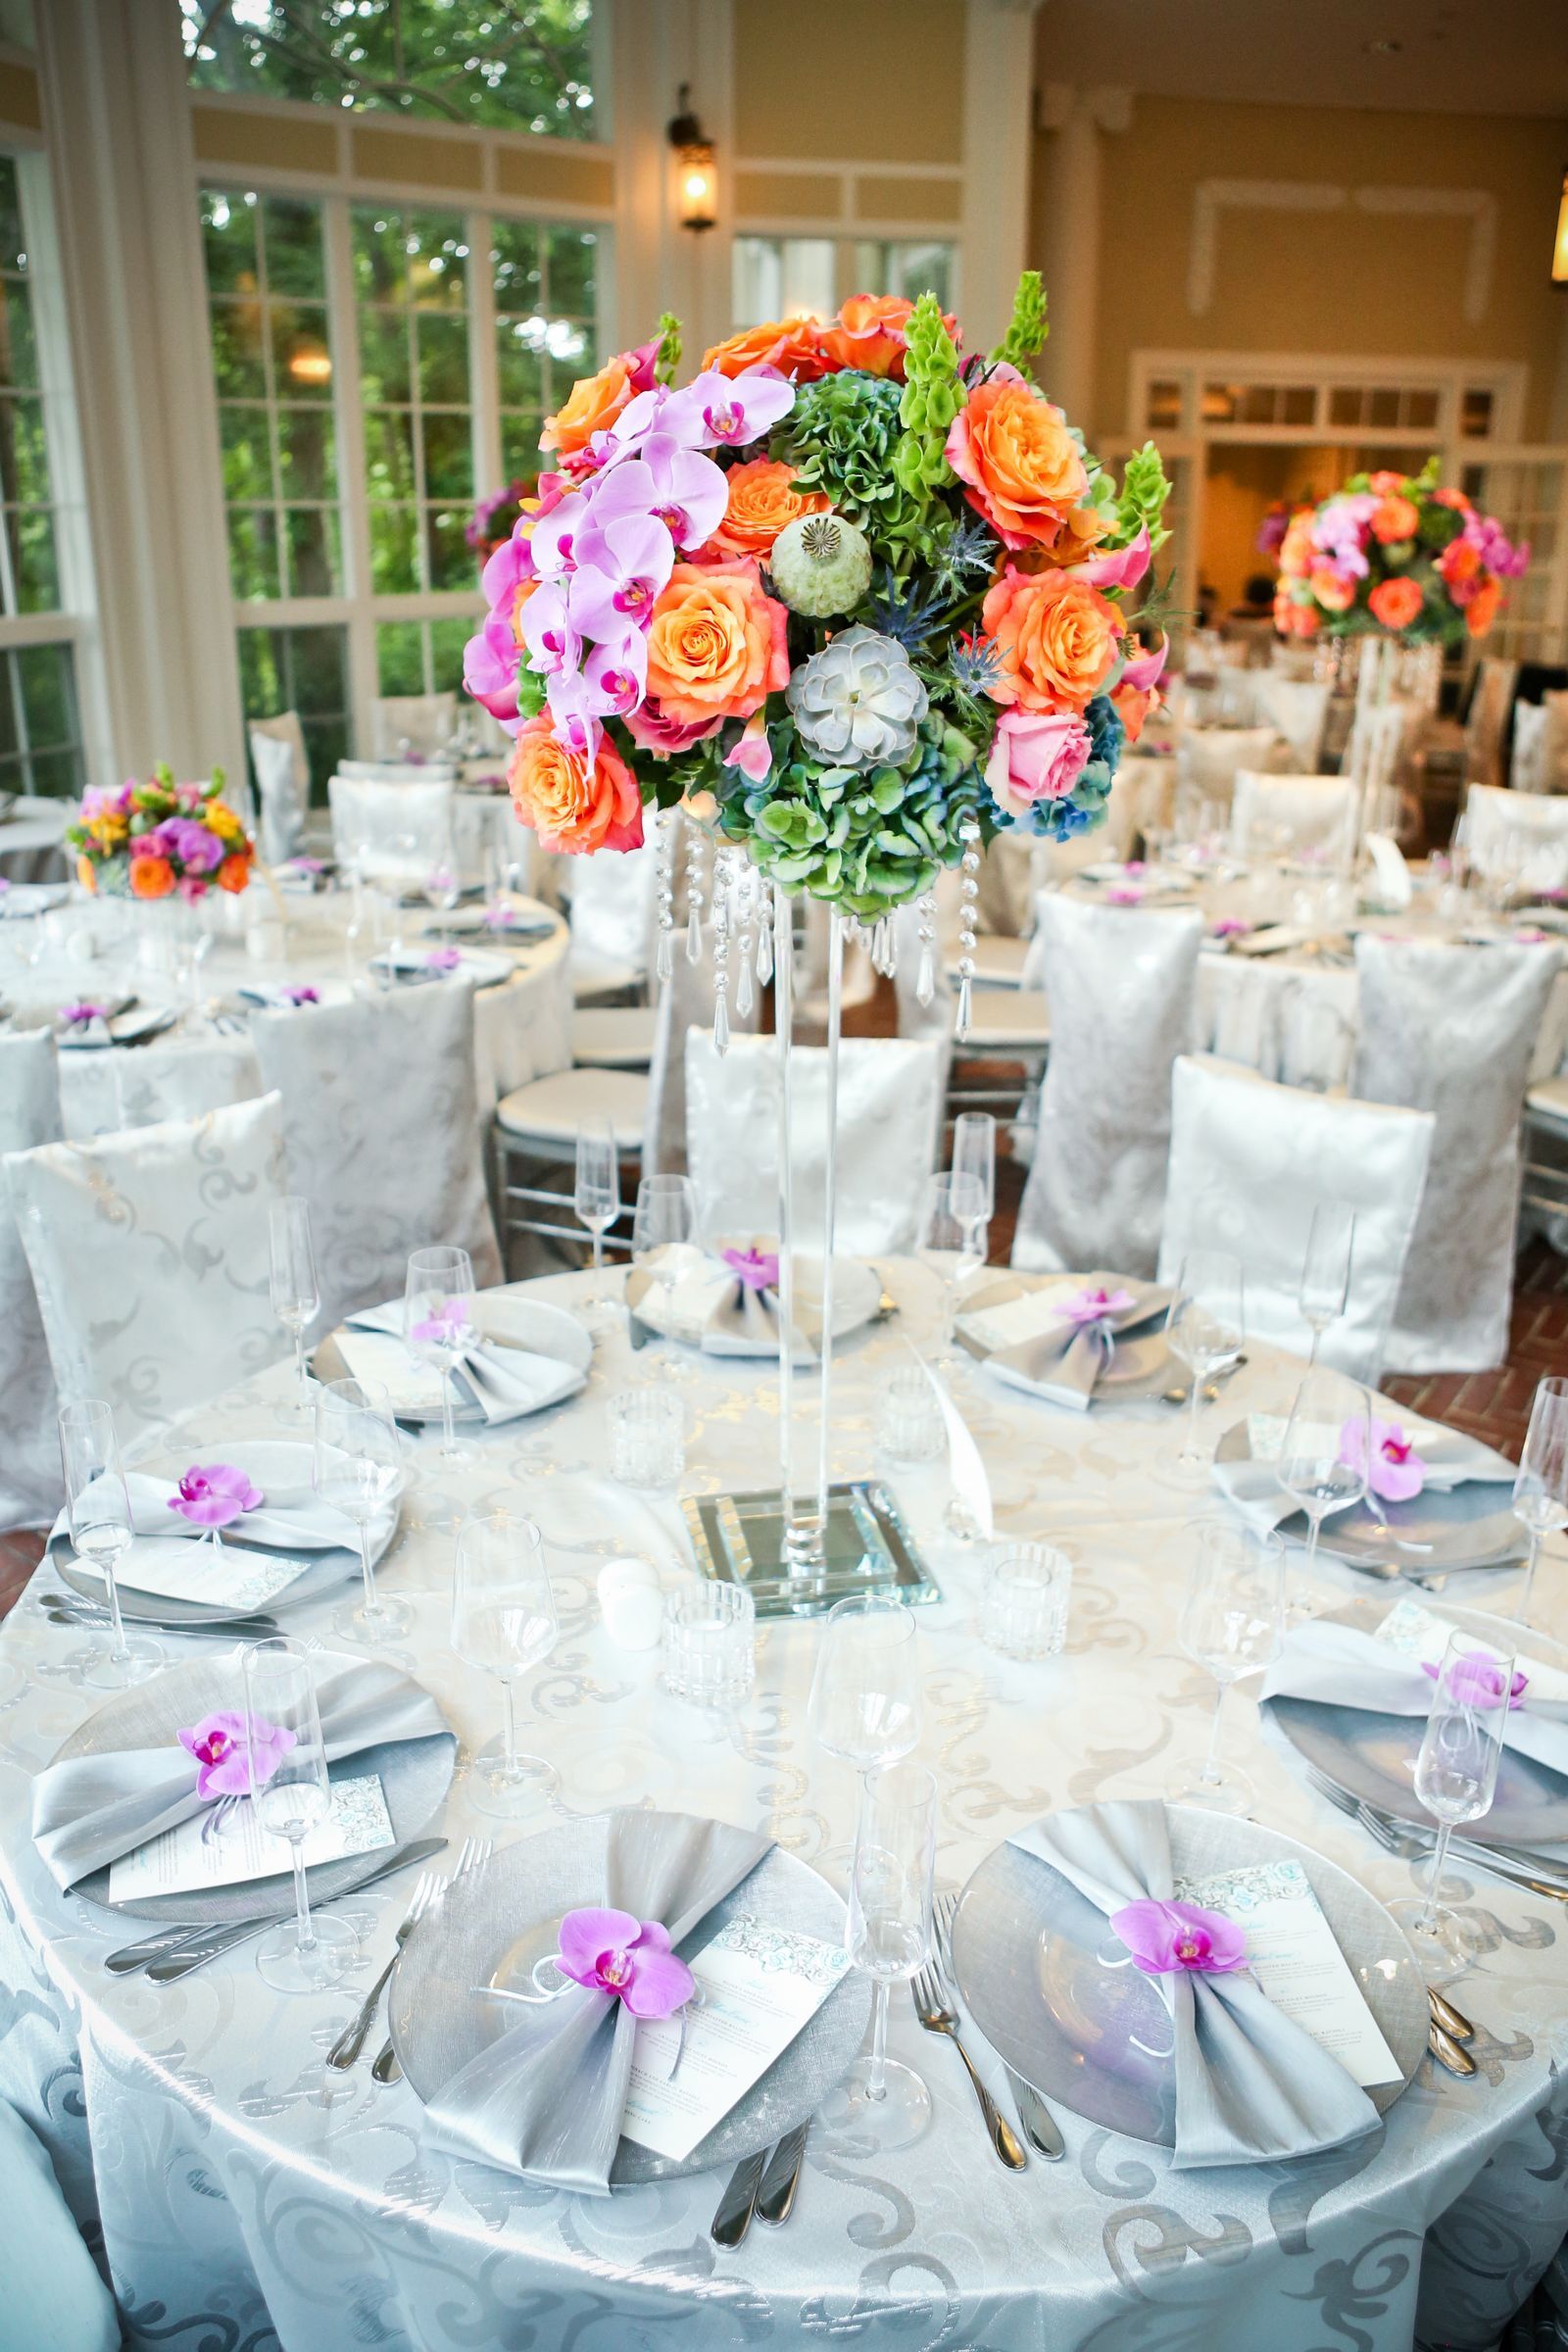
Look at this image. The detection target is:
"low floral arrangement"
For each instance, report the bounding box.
[1273,459,1528,646]
[464,277,1172,918]
[466,475,539,560]
[69,765,255,901]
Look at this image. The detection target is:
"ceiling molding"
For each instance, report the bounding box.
[1188,176,1498,322]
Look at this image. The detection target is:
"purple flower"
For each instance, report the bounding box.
[528,490,590,580]
[420,947,463,972]
[664,366,795,452]
[1057,1285,1134,1327]
[1108,1897,1250,1977]
[557,1905,695,2019]
[520,580,581,679]
[567,510,675,637]
[177,1709,295,1800]
[589,442,727,555]
[1422,1653,1528,1710]
[1211,917,1251,940]
[282,984,319,1006]
[580,634,647,717]
[285,857,325,875]
[60,1001,109,1027]
[1106,885,1144,906]
[163,816,225,873]
[1338,1416,1425,1502]
[722,1246,780,1294]
[168,1462,264,1528]
[410,1295,470,1347]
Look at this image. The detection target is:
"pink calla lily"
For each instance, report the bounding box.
[1073,525,1152,593]
[723,712,773,783]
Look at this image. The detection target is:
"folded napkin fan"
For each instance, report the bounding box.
[1008,1800,1379,2168]
[626,1246,825,1359]
[422,1810,773,2193]
[31,1659,449,1892]
[958,1273,1171,1409]
[346,1298,587,1423]
[51,994,134,1044]
[1259,1617,1568,1782]
[50,1469,363,1560]
[1212,1415,1515,1543]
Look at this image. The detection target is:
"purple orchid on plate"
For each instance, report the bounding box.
[177,1709,295,1800]
[1106,885,1144,906]
[285,857,325,874]
[721,1246,780,1294]
[1422,1653,1528,1710]
[1337,1416,1425,1501]
[168,1462,264,1528]
[1057,1285,1134,1327]
[1108,1897,1249,1977]
[556,1905,695,2018]
[420,947,464,972]
[410,1296,471,1348]
[1211,917,1251,941]
[282,984,319,1006]
[60,1001,109,1027]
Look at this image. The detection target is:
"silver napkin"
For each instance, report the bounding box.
[959,1273,1171,1409]
[1008,1799,1380,2169]
[626,1257,815,1359]
[32,1659,450,1891]
[348,1300,587,1423]
[51,1470,355,1558]
[1212,1421,1516,1541]
[1259,1617,1568,1779]
[421,1809,773,2194]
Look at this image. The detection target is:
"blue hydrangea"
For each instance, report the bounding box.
[1084,693,1124,772]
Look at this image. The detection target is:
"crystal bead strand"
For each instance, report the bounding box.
[956,816,981,1040]
[756,879,774,986]
[711,846,734,1054]
[655,806,677,982]
[914,889,938,1006]
[733,858,757,1021]
[685,827,705,964]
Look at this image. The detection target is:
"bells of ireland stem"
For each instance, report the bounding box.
[767,512,873,619]
[785,624,928,768]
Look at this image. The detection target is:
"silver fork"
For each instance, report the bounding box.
[932,1890,1062,2159]
[1304,1764,1568,1897]
[370,1835,492,2084]
[909,1950,1026,2168]
[326,1867,443,2070]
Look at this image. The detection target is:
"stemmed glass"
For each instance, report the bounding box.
[450,1509,560,1816]
[1389,1626,1517,1982]
[951,1113,996,1227]
[58,1399,162,1688]
[269,1195,319,1427]
[821,1759,937,2153]
[405,1245,476,1461]
[243,1637,358,1993]
[313,1376,410,1642]
[1166,1248,1245,1475]
[631,1173,699,1379]
[916,1171,987,1361]
[1511,1376,1568,1624]
[808,1593,922,1857]
[1173,1522,1285,1812]
[574,1120,621,1326]
[1299,1200,1356,1366]
[423,834,462,947]
[1277,1368,1370,1618]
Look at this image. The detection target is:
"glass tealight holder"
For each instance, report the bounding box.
[662,1582,756,1714]
[979,1543,1072,1661]
[608,1387,686,1491]
[875,1365,947,1465]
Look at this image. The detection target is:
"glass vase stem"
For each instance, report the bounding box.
[814,909,842,1529]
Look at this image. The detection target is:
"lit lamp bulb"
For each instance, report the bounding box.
[287,336,333,388]
[1553,167,1568,285]
[667,84,717,233]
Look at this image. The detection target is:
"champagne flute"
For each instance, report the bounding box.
[808,1593,922,1864]
[1165,1248,1245,1474]
[916,1171,987,1361]
[573,1120,621,1325]
[404,1245,476,1461]
[58,1400,162,1688]
[951,1112,996,1225]
[423,833,462,947]
[1389,1626,1516,1982]
[1277,1367,1370,1618]
[313,1376,410,1642]
[269,1195,319,1426]
[1299,1200,1356,1367]
[1173,1521,1285,1812]
[821,1760,937,2153]
[631,1173,699,1379]
[1512,1376,1568,1624]
[450,1509,560,1816]
[243,1637,357,1992]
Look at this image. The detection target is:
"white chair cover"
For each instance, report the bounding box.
[7,1092,288,1446]
[336,761,460,784]
[1351,937,1562,1371]
[328,776,455,891]
[1464,656,1518,788]
[0,1031,63,1529]
[565,837,661,987]
[249,982,500,1332]
[248,713,309,865]
[368,692,457,761]
[644,925,760,1176]
[685,1031,942,1256]
[1159,1054,1435,1387]
[0,2101,119,2352]
[1231,771,1357,860]
[1251,675,1330,773]
[975,835,1042,935]
[1175,724,1284,814]
[1464,782,1568,891]
[1012,894,1202,1276]
[1509,694,1568,796]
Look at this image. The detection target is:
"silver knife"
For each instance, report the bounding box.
[1005,2066,1065,2160]
[133,1838,448,1984]
[710,2147,767,2247]
[756,2123,808,2225]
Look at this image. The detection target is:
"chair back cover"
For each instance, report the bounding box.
[685,1031,942,1255]
[1509,693,1568,796]
[1175,724,1283,813]
[565,836,661,981]
[248,717,308,865]
[7,1092,288,1446]
[1159,1053,1434,1386]
[1464,656,1518,787]
[645,924,761,1175]
[1251,674,1330,772]
[1463,781,1568,890]
[1231,770,1356,860]
[0,1031,63,1529]
[328,776,455,890]
[1012,893,1202,1275]
[368,692,457,761]
[0,2102,120,2352]
[1351,936,1561,1370]
[250,981,500,1332]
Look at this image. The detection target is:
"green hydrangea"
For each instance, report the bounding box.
[770,373,938,567]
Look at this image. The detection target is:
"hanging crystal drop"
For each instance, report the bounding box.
[685,826,706,964]
[756,887,774,985]
[915,887,937,1005]
[656,807,677,982]
[956,813,981,1044]
[710,846,732,1054]
[956,972,973,1036]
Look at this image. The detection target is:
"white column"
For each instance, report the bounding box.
[607,0,733,367]
[1036,83,1129,436]
[959,0,1040,354]
[34,0,244,783]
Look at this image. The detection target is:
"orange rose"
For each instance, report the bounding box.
[128,854,174,900]
[507,712,644,856]
[1370,495,1419,545]
[75,855,97,894]
[946,379,1090,551]
[1368,576,1424,631]
[702,316,830,382]
[815,294,956,380]
[1466,577,1502,638]
[645,557,788,727]
[1012,503,1110,574]
[217,853,252,894]
[1369,470,1407,496]
[1433,487,1472,513]
[981,568,1121,714]
[1274,594,1319,639]
[704,458,827,561]
[1309,564,1356,613]
[541,351,643,459]
[1440,538,1480,587]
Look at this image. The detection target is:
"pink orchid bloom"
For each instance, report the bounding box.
[545,670,603,762]
[282,985,319,1005]
[480,531,538,612]
[557,1905,695,2019]
[722,1245,780,1293]
[420,947,464,972]
[168,1462,264,1528]
[1211,917,1251,940]
[410,1295,470,1346]
[1106,885,1144,906]
[528,490,590,580]
[723,712,773,784]
[1109,1897,1249,1977]
[60,1001,109,1027]
[591,440,727,554]
[665,364,795,450]
[177,1709,295,1800]
[1072,524,1152,593]
[464,612,522,724]
[520,582,581,680]
[581,633,648,717]
[567,510,676,638]
[1337,1416,1426,1502]
[1057,1286,1135,1326]
[1422,1653,1528,1711]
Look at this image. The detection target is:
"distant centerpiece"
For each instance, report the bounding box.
[68,766,255,901]
[1273,458,1528,648]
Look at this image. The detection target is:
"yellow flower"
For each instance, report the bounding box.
[206,803,243,843]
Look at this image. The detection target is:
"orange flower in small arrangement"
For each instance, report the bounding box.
[1368,576,1425,631]
[128,853,175,900]
[75,854,97,894]
[217,853,253,894]
[1272,460,1528,648]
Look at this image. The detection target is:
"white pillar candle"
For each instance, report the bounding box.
[597,1555,664,1651]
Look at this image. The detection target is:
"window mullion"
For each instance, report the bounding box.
[323,192,376,754]
[468,206,502,513]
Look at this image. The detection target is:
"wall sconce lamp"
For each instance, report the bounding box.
[668,83,717,232]
[1553,167,1568,284]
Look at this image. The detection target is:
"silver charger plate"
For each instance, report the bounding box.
[369,947,512,990]
[956,1273,1173,1402]
[51,1439,400,1626]
[420,898,557,940]
[1213,1419,1524,1573]
[318,1294,592,1426]
[951,1805,1427,2149]
[389,1811,870,2186]
[56,1005,178,1051]
[631,1250,883,1356]
[1263,1596,1568,1852]
[49,1649,455,1923]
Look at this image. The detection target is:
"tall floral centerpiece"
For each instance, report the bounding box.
[465,276,1171,1585]
[68,766,255,900]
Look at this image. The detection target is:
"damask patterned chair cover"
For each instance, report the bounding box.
[0,2100,119,2352]
[6,1091,288,1447]
[1231,770,1357,861]
[1465,782,1568,893]
[1159,1054,1435,1386]
[0,1030,63,1529]
[564,835,661,1000]
[247,714,309,865]
[1012,894,1202,1276]
[328,776,455,892]
[1175,724,1284,815]
[1251,675,1330,773]
[1351,936,1561,1371]
[250,981,501,1332]
[367,691,457,761]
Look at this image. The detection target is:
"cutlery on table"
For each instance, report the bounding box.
[1428,1985,1475,2042]
[369,1838,493,2084]
[325,1866,443,2070]
[45,1598,284,1642]
[1359,1490,1436,1555]
[1428,2019,1477,2077]
[1303,1764,1568,1900]
[1161,1354,1249,1408]
[114,1837,449,1983]
[710,2147,767,2247]
[933,1889,1062,2160]
[910,1949,1027,2169]
[756,2123,809,2227]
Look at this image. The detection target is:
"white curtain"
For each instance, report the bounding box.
[0,1030,63,1528]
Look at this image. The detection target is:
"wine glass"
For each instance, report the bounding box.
[423,834,462,947]
[1512,1376,1568,1624]
[378,832,418,967]
[574,1120,621,1325]
[269,1195,319,1427]
[313,1376,410,1642]
[1165,1249,1245,1475]
[1389,1626,1516,1982]
[916,1171,987,1361]
[404,1245,476,1462]
[58,1399,162,1688]
[1299,1200,1356,1367]
[450,1509,560,1816]
[821,1759,937,2153]
[631,1173,699,1378]
[951,1113,996,1225]
[1277,1368,1370,1618]
[808,1593,922,1856]
[1173,1521,1285,1812]
[243,1637,358,1993]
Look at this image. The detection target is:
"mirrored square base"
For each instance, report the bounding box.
[681,1479,939,1618]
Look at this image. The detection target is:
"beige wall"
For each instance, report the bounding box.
[732,0,964,164]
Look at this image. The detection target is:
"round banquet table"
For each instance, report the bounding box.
[0,794,71,883]
[0,881,572,1137]
[1,1263,1566,2352]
